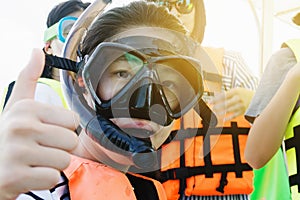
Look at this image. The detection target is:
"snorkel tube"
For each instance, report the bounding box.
[62,0,112,61]
[60,0,159,171]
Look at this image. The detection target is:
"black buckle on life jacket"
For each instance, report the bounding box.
[163,167,190,181]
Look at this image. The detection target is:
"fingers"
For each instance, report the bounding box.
[209,92,227,117]
[4,100,79,151]
[0,135,67,198]
[35,124,79,151]
[0,100,79,198]
[224,95,245,113]
[224,104,244,121]
[0,48,80,198]
[4,49,44,111]
[27,98,80,131]
[3,139,72,171]
[209,91,226,105]
[16,145,72,170]
[0,164,61,199]
[210,89,246,120]
[23,167,62,190]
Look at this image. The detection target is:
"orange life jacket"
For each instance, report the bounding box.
[156,109,253,199]
[141,46,254,199]
[136,46,252,199]
[64,155,167,200]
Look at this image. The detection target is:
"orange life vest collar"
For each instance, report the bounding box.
[64,155,136,200]
[64,155,167,200]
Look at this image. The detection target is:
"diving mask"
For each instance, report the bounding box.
[44,16,77,43]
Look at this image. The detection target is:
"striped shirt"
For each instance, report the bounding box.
[182,50,258,200]
[183,194,249,200]
[222,50,259,91]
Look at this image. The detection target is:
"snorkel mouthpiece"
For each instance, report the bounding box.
[98,80,174,127]
[129,80,174,126]
[86,115,158,169]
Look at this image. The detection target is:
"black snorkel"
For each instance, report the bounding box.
[86,115,158,169]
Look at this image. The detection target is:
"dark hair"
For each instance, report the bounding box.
[46,0,91,27]
[81,1,187,56]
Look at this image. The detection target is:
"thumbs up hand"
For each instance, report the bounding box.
[0,49,79,200]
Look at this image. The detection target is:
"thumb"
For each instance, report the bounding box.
[4,48,44,110]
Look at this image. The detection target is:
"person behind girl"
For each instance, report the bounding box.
[1,0,90,109]
[244,42,300,199]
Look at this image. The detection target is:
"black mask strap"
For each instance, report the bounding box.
[44,53,79,73]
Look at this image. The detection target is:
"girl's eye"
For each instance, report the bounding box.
[117,71,132,79]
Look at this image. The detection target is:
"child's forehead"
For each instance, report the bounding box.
[109,27,185,45]
[107,27,192,55]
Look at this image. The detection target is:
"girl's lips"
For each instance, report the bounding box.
[111,118,158,138]
[122,122,152,130]
[110,118,158,132]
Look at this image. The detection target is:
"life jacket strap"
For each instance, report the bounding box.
[216,172,228,193]
[178,122,187,199]
[166,121,250,142]
[160,121,252,194]
[160,163,252,181]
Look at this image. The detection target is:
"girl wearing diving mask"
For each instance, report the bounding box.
[0,1,214,199]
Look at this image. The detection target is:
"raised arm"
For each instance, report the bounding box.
[245,62,300,169]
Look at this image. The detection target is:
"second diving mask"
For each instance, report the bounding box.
[44,16,77,43]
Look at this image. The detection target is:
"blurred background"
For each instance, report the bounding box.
[0,0,300,97]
